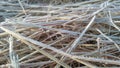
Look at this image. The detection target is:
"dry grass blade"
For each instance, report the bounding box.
[19,51,38,62]
[18,0,27,15]
[9,35,20,68]
[68,15,96,53]
[0,27,31,37]
[108,11,120,31]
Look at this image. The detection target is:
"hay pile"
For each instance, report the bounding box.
[0,0,120,68]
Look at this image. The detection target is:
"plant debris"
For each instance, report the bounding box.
[0,0,120,68]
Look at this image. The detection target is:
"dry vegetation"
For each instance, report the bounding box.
[0,0,120,68]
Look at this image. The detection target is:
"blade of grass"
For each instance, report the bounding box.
[9,35,20,68]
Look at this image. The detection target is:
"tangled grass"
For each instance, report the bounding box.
[0,0,120,68]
